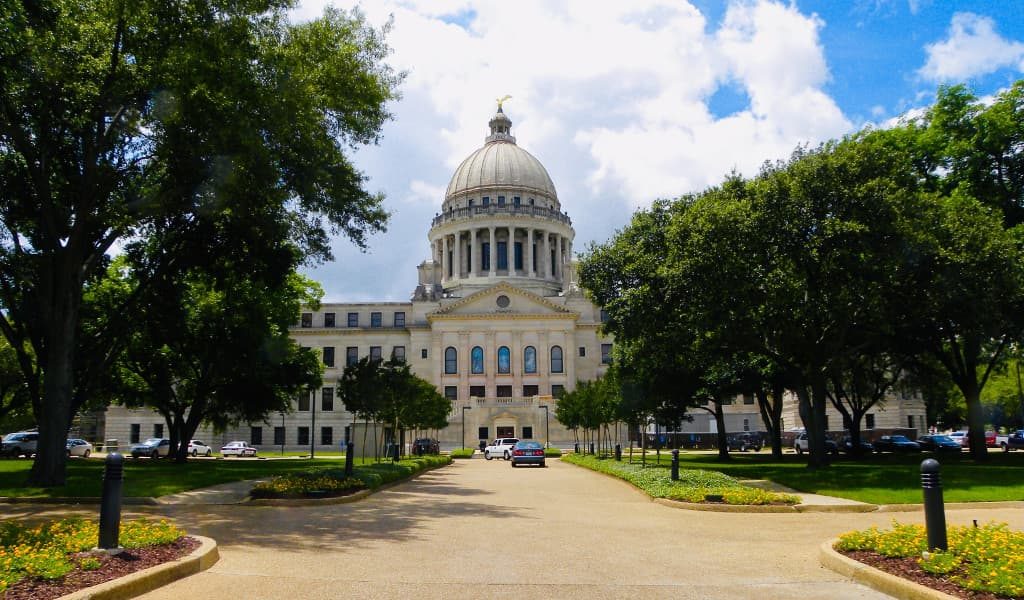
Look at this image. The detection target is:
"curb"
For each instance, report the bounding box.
[819,539,957,600]
[0,497,160,505]
[59,535,218,600]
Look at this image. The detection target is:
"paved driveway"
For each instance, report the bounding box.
[13,457,1020,599]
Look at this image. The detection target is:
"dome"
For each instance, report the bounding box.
[444,109,557,202]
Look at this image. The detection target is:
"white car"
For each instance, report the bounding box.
[948,431,968,447]
[66,438,93,458]
[483,438,519,461]
[220,441,257,457]
[188,440,213,457]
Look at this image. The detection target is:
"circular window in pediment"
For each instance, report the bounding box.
[496,294,510,308]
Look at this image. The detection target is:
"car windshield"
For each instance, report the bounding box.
[142,438,161,445]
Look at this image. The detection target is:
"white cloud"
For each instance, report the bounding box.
[293,0,853,298]
[919,12,1024,82]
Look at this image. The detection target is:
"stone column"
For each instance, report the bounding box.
[542,231,550,280]
[507,226,516,275]
[453,230,462,281]
[488,227,497,277]
[555,234,562,281]
[442,235,449,283]
[470,228,478,278]
[527,228,535,277]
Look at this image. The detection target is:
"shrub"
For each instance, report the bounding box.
[562,453,798,505]
[450,448,475,459]
[544,447,563,458]
[836,521,1024,598]
[251,470,365,498]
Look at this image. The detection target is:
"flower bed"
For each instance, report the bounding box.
[0,518,187,596]
[562,453,799,505]
[251,469,365,499]
[836,521,1024,598]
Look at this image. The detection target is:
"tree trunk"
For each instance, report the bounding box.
[964,382,988,461]
[757,387,784,459]
[714,399,730,461]
[808,375,831,468]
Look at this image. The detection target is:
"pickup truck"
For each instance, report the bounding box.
[1001,430,1024,452]
[483,438,519,460]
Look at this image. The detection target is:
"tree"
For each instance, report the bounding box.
[0,337,34,432]
[0,1,399,484]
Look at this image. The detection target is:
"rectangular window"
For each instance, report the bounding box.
[522,426,533,439]
[251,426,263,445]
[322,387,334,412]
[523,384,539,397]
[371,312,382,328]
[130,424,140,444]
[743,393,755,405]
[601,343,612,365]
[908,415,915,428]
[324,312,336,328]
[274,426,285,446]
[579,346,586,357]
[551,384,565,397]
[533,243,538,271]
[321,427,333,446]
[370,346,382,362]
[297,427,309,446]
[300,312,312,328]
[421,348,428,359]
[481,243,490,271]
[346,346,358,366]
[298,392,310,412]
[154,423,163,438]
[513,196,521,207]
[600,309,609,323]
[497,242,508,270]
[347,312,358,327]
[514,242,523,270]
[743,419,750,432]
[322,346,335,368]
[444,386,458,401]
[392,346,406,362]
[866,414,876,429]
[482,196,490,206]
[478,426,489,440]
[497,195,505,206]
[394,312,406,327]
[470,385,486,398]
[496,385,513,398]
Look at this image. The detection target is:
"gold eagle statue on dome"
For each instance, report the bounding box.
[496,95,511,110]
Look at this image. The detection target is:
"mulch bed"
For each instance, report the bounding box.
[842,550,1010,600]
[3,536,199,600]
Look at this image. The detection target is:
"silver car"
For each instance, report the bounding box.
[66,438,93,458]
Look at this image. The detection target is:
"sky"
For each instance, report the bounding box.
[290,0,1024,302]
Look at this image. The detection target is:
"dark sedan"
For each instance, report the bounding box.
[510,441,546,467]
[917,434,962,453]
[840,436,874,454]
[873,435,921,453]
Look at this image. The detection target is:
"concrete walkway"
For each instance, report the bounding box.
[7,459,1024,599]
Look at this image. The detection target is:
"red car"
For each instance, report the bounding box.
[986,431,997,448]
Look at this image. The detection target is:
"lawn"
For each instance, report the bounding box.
[613,450,1024,504]
[0,455,432,499]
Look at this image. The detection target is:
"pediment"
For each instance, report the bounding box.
[428,282,577,321]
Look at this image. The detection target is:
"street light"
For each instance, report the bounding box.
[539,405,549,449]
[462,406,471,449]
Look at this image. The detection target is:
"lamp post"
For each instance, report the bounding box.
[462,406,471,449]
[279,412,285,456]
[310,389,316,460]
[539,405,549,448]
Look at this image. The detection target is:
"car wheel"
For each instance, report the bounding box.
[795,446,803,455]
[511,462,517,468]
[151,450,159,459]
[191,449,197,457]
[206,450,212,457]
[540,461,546,467]
[484,451,492,460]
[1002,442,1009,452]
[83,449,90,458]
[504,451,510,460]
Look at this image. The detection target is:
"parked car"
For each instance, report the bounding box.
[916,434,961,453]
[873,435,921,453]
[220,441,257,457]
[66,438,93,458]
[130,438,171,459]
[948,431,969,447]
[412,438,440,455]
[1,431,38,457]
[187,440,213,457]
[1003,430,1024,452]
[483,438,519,461]
[510,440,546,467]
[839,436,874,454]
[726,432,762,452]
[793,432,838,455]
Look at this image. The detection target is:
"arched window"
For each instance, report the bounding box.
[497,346,511,374]
[550,345,564,373]
[523,346,537,374]
[444,347,458,374]
[471,346,484,374]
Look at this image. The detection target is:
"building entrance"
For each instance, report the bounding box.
[496,426,515,438]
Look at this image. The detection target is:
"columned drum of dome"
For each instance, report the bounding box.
[428,107,575,298]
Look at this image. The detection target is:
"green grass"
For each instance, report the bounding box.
[661,451,1024,504]
[0,455,445,498]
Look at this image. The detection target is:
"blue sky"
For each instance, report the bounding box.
[291,0,1024,302]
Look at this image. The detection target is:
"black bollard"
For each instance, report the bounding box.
[921,458,948,551]
[615,444,622,461]
[671,449,679,481]
[392,442,400,462]
[589,442,595,455]
[574,442,579,454]
[98,453,124,550]
[345,442,355,477]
